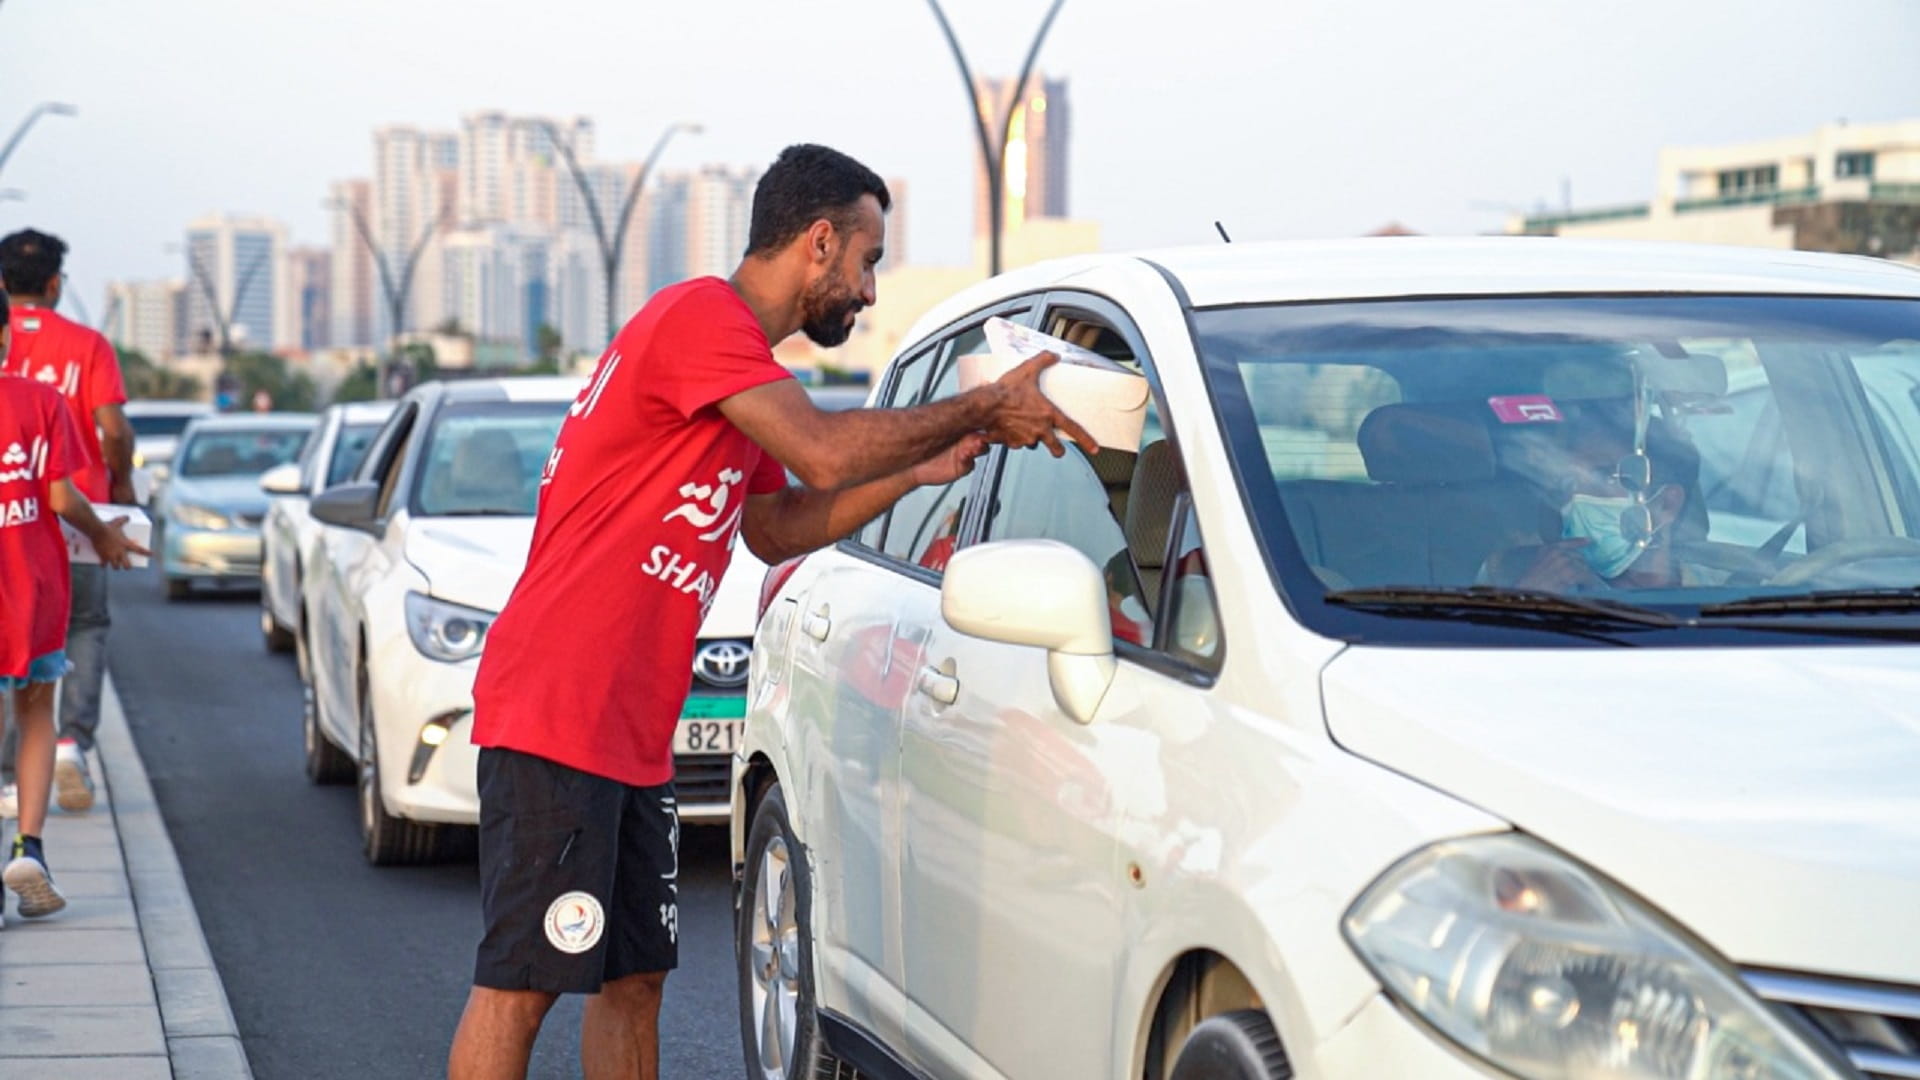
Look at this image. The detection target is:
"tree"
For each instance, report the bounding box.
[331,362,379,405]
[226,350,316,412]
[115,346,203,401]
[537,323,563,366]
[398,340,437,382]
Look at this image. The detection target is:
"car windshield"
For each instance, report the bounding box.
[177,428,311,478]
[327,422,384,488]
[1196,295,1920,641]
[127,413,200,438]
[412,401,567,517]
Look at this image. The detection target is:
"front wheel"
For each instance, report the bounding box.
[1169,1010,1291,1080]
[356,664,441,866]
[304,682,353,785]
[736,783,845,1080]
[261,595,295,653]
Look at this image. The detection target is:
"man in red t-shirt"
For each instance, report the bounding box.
[0,229,135,817]
[0,292,145,926]
[450,145,1093,1080]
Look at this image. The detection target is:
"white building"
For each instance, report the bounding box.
[102,279,186,361]
[182,214,294,353]
[1512,118,1920,262]
[460,111,593,226]
[441,224,548,359]
[371,126,459,341]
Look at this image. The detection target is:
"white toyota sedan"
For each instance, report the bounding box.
[733,239,1920,1080]
[303,376,771,864]
[258,399,396,657]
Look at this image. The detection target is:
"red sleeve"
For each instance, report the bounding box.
[87,332,128,411]
[42,386,86,484]
[747,446,788,495]
[650,284,793,420]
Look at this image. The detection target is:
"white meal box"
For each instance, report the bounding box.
[60,504,152,568]
[956,317,1150,452]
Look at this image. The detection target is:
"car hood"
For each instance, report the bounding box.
[403,515,769,634]
[136,436,181,464]
[165,475,270,517]
[1322,644,1920,984]
[404,517,537,613]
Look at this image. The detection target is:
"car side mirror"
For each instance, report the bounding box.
[939,539,1116,724]
[310,482,381,531]
[259,462,304,497]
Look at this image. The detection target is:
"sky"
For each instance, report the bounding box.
[2,0,1917,325]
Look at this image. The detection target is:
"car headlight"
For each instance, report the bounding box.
[404,592,494,663]
[170,501,231,531]
[1344,833,1850,1080]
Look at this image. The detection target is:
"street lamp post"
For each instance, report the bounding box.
[328,196,451,399]
[530,119,700,346]
[174,242,269,362]
[0,102,77,180]
[922,0,1066,278]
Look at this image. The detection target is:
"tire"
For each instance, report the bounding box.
[737,783,845,1080]
[303,681,353,785]
[356,662,440,866]
[1169,1010,1291,1080]
[261,596,296,653]
[165,576,190,601]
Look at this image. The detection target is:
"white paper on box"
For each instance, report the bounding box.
[60,504,152,568]
[955,317,1151,451]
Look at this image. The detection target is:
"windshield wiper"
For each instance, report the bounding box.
[428,509,525,518]
[1698,587,1920,616]
[1323,585,1680,628]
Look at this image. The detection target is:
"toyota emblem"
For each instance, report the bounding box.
[693,640,752,688]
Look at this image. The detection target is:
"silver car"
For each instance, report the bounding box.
[158,413,316,599]
[125,399,213,506]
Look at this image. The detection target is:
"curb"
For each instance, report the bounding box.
[96,674,254,1080]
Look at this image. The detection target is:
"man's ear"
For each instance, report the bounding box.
[805,218,837,264]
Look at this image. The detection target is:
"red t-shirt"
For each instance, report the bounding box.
[471,278,793,786]
[4,306,126,502]
[0,376,85,678]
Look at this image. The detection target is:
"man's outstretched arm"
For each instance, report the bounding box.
[738,435,988,565]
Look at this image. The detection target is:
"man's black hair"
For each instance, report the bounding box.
[745,144,890,258]
[0,229,67,298]
[0,285,9,331]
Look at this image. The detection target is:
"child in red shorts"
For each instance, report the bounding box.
[0,290,145,925]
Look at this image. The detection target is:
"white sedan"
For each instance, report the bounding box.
[734,238,1920,1080]
[258,399,396,657]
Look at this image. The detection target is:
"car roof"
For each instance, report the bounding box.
[900,237,1920,346]
[331,400,398,424]
[182,412,317,432]
[431,375,587,405]
[123,400,214,416]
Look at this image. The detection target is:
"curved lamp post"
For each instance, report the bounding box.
[528,118,701,346]
[922,0,1065,277]
[0,102,77,179]
[327,195,452,399]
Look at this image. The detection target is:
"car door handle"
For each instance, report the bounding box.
[803,609,831,641]
[917,666,959,706]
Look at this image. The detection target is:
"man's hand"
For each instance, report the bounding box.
[91,516,151,570]
[985,352,1099,458]
[1514,539,1604,592]
[909,433,989,488]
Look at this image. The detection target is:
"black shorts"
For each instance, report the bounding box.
[473,747,680,994]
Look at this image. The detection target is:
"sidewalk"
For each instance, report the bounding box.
[0,676,251,1079]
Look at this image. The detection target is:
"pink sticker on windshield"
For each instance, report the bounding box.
[1488,395,1563,424]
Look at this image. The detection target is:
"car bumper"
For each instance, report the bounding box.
[1303,993,1496,1079]
[163,524,263,581]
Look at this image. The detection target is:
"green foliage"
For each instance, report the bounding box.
[116,346,204,401]
[331,362,379,404]
[536,323,563,365]
[398,341,437,382]
[226,350,317,412]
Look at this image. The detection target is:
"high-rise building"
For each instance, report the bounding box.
[648,165,758,288]
[287,247,332,351]
[102,279,186,361]
[328,179,377,348]
[971,75,1071,242]
[441,224,550,360]
[881,176,907,271]
[182,214,293,353]
[372,125,459,340]
[460,111,593,226]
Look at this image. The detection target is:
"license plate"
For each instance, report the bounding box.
[674,696,746,755]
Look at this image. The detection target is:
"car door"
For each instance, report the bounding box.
[783,302,1034,1053]
[268,411,333,629]
[312,403,417,753]
[899,295,1220,1079]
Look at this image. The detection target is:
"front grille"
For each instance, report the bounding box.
[1744,968,1920,1079]
[673,755,731,808]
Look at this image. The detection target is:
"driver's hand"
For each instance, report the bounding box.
[1513,539,1604,592]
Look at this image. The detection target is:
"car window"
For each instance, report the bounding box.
[177,428,310,478]
[374,422,416,520]
[852,342,939,549]
[412,402,569,517]
[126,413,198,438]
[356,404,416,486]
[874,345,972,568]
[328,422,385,489]
[1163,501,1222,669]
[1686,356,1806,551]
[296,421,326,492]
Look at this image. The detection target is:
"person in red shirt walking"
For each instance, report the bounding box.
[0,289,146,927]
[448,144,1092,1080]
[0,229,136,818]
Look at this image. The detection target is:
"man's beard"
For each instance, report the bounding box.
[800,277,862,348]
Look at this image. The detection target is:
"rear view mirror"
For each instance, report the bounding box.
[311,482,381,531]
[940,539,1116,724]
[259,462,304,497]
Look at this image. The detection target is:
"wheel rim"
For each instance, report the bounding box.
[357,676,377,840]
[748,834,800,1079]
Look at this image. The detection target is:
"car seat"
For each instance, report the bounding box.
[430,430,530,514]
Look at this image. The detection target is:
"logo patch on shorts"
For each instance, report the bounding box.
[543,891,605,954]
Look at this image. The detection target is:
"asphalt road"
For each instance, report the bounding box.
[109,568,744,1079]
